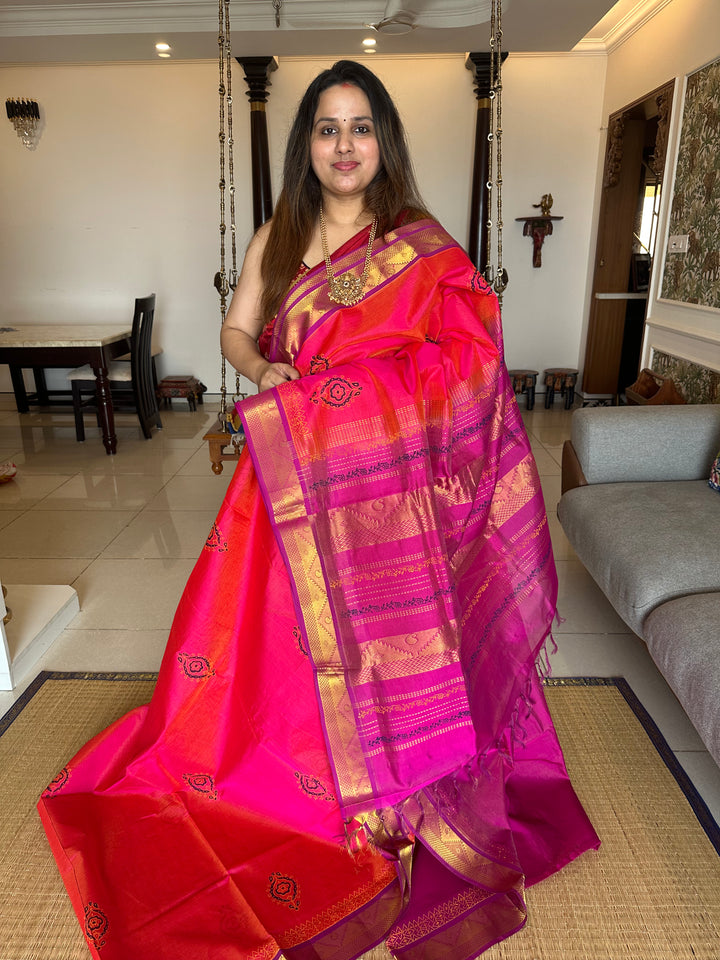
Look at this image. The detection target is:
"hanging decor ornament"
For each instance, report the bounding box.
[272,0,283,28]
[320,208,378,307]
[486,0,508,299]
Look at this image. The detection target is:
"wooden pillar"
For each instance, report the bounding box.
[235,56,278,229]
[465,52,507,272]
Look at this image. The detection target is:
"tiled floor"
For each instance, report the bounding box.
[1,394,719,825]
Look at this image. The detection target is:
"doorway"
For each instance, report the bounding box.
[581,81,674,403]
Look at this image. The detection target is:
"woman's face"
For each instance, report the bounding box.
[310,84,382,204]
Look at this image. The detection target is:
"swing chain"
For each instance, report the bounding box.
[216,0,240,426]
[486,0,508,299]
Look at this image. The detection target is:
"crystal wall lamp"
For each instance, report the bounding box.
[5,98,41,150]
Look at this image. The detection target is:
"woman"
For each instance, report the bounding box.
[39,61,598,960]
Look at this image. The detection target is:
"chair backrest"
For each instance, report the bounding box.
[129,294,158,425]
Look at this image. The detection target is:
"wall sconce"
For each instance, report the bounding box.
[5,98,41,150]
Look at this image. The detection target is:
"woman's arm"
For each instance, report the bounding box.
[220,222,300,392]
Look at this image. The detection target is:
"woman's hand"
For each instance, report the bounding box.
[256,361,300,392]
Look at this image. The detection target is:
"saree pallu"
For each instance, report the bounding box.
[38,219,598,960]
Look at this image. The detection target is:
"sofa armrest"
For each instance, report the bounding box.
[569,404,720,484]
[561,440,588,494]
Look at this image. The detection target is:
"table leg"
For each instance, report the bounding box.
[9,366,30,413]
[32,367,50,405]
[526,379,536,411]
[92,365,118,455]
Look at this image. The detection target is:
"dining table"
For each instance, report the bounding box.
[0,323,132,455]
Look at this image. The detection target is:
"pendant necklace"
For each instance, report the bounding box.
[320,206,378,307]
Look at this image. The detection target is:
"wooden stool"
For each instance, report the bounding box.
[156,376,207,412]
[543,368,579,409]
[508,369,538,410]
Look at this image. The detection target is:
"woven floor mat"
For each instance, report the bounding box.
[1,674,718,959]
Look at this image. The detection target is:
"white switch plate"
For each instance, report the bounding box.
[668,234,689,253]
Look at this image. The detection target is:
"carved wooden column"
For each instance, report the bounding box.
[236,56,277,229]
[465,51,507,271]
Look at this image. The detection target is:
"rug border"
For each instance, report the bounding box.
[2,671,718,854]
[545,675,720,855]
[0,670,158,737]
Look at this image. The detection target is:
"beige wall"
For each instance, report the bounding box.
[1,51,605,394]
[603,0,720,117]
[0,61,227,394]
[496,52,607,376]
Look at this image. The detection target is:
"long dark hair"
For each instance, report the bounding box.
[260,60,431,322]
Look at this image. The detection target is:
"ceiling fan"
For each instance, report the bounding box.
[365,1,418,35]
[283,0,503,34]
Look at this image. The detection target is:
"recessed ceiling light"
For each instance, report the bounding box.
[362,37,377,46]
[364,48,376,53]
[155,42,171,51]
[158,52,171,58]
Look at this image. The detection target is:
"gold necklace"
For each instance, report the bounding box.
[319,207,378,307]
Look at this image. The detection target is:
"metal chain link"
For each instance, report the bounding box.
[215,0,241,423]
[494,0,508,300]
[217,0,229,421]
[224,0,241,399]
[485,1,496,286]
[486,0,508,301]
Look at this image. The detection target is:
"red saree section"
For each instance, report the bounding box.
[38,219,598,960]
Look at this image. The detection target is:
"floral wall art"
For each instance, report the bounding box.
[661,57,720,309]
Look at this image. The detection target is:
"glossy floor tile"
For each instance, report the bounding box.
[0,394,718,826]
[0,510,23,532]
[35,473,170,511]
[102,509,218,559]
[36,627,170,672]
[0,473,72,509]
[1,508,139,558]
[71,558,196,630]
[144,473,234,512]
[555,559,630,634]
[0,557,91,585]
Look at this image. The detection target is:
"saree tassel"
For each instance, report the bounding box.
[537,646,551,680]
[508,695,531,750]
[536,631,559,681]
[497,744,513,765]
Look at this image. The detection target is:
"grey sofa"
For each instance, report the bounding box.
[557,404,720,767]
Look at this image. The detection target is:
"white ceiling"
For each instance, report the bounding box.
[0,0,666,63]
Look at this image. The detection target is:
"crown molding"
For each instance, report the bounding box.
[0,2,235,36]
[510,49,608,60]
[574,0,672,55]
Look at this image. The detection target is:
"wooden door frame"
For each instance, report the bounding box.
[581,81,674,401]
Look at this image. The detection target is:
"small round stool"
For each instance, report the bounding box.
[508,369,538,411]
[543,368,579,409]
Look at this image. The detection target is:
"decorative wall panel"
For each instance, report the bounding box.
[660,57,720,309]
[652,350,720,403]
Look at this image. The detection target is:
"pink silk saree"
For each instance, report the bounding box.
[38,218,598,960]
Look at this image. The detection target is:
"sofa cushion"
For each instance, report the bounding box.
[557,479,720,636]
[644,593,720,767]
[571,405,720,484]
[710,450,720,492]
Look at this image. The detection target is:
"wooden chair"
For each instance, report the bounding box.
[68,294,162,441]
